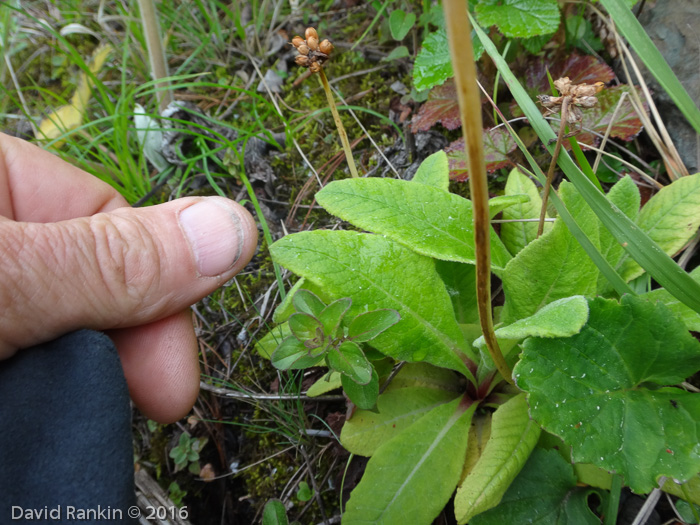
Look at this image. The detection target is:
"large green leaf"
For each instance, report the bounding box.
[436,261,479,324]
[270,231,474,375]
[471,15,700,313]
[475,0,560,38]
[470,448,602,525]
[384,361,463,392]
[642,266,700,331]
[500,168,551,256]
[473,296,589,355]
[341,386,459,456]
[315,178,511,271]
[412,150,450,191]
[413,29,484,92]
[501,183,599,322]
[343,397,476,524]
[455,394,541,524]
[514,295,700,493]
[618,173,700,281]
[341,363,462,456]
[596,176,640,294]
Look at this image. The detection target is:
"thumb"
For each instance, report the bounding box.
[0,196,257,358]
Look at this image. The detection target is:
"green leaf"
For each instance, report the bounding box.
[271,336,324,370]
[383,45,410,61]
[257,323,292,359]
[306,371,342,397]
[341,386,459,456]
[487,194,530,219]
[342,362,462,456]
[475,0,560,38]
[455,394,541,524]
[618,173,700,282]
[470,449,602,525]
[273,278,306,323]
[436,261,479,324]
[514,295,700,493]
[327,341,372,385]
[501,182,598,322]
[296,481,313,502]
[315,178,511,271]
[596,176,640,294]
[348,309,401,342]
[318,297,352,338]
[662,476,700,507]
[412,150,449,191]
[292,288,326,317]
[642,267,700,331]
[389,9,416,41]
[270,230,475,375]
[385,362,462,392]
[474,296,589,354]
[343,397,476,524]
[413,29,484,92]
[262,499,288,525]
[342,367,379,410]
[501,168,551,256]
[288,313,323,342]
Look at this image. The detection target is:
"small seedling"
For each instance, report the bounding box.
[169,432,208,474]
[270,289,399,407]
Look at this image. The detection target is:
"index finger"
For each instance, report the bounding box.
[0,132,129,222]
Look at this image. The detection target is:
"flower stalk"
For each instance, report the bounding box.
[443,0,513,384]
[291,27,359,178]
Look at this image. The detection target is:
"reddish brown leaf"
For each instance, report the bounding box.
[573,85,646,146]
[411,78,462,132]
[445,128,517,181]
[526,53,615,92]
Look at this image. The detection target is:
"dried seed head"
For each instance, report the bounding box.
[291,35,305,48]
[297,43,310,56]
[309,61,322,73]
[553,77,573,96]
[575,95,598,108]
[319,39,333,55]
[307,35,319,52]
[305,27,318,41]
[295,55,310,66]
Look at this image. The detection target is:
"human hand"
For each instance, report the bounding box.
[0,133,257,423]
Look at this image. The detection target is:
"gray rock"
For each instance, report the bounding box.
[637,0,700,173]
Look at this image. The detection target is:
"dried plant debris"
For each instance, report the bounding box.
[537,76,606,138]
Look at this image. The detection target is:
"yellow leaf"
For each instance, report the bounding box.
[36,44,112,145]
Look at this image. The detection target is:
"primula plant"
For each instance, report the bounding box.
[256,2,700,524]
[259,144,700,522]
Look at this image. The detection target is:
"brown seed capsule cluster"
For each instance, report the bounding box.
[291,27,333,74]
[537,77,606,129]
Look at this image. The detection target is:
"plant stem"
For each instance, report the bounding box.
[318,68,359,178]
[604,474,622,525]
[538,96,571,237]
[136,0,173,112]
[443,0,513,384]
